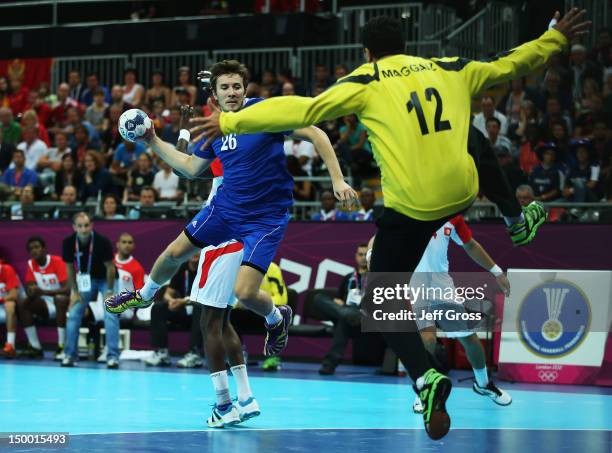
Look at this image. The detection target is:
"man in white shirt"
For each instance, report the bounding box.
[39,131,72,173]
[485,118,515,158]
[153,160,183,201]
[472,95,509,138]
[16,126,47,171]
[283,138,317,175]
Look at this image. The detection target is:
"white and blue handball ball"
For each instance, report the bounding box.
[118,108,152,142]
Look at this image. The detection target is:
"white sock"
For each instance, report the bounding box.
[504,212,525,226]
[57,327,65,346]
[415,375,425,390]
[264,306,282,325]
[473,367,489,388]
[210,370,231,407]
[7,332,16,346]
[139,279,162,301]
[230,364,253,402]
[24,326,41,349]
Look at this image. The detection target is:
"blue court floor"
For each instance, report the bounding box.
[0,360,610,452]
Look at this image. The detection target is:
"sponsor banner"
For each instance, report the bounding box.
[499,269,612,385]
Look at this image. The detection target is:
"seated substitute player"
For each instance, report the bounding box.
[113,232,146,320]
[18,236,70,360]
[189,10,589,440]
[0,259,20,358]
[407,215,512,414]
[105,60,358,362]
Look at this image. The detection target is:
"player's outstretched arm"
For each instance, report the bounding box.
[291,126,358,208]
[462,239,510,296]
[454,8,590,95]
[189,80,367,147]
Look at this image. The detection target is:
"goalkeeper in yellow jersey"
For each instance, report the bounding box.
[190,9,590,440]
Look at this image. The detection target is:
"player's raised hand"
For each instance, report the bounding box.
[552,8,591,41]
[332,180,359,209]
[190,97,223,151]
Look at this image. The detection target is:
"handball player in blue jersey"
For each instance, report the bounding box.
[105,60,358,358]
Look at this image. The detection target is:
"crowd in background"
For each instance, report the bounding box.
[0,27,611,223]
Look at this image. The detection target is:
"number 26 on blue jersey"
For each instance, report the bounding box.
[221,133,237,151]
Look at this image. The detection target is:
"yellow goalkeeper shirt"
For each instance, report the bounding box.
[220,29,567,220]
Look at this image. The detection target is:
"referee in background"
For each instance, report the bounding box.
[191,9,590,440]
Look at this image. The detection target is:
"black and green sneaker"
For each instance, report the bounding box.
[417,368,452,440]
[262,356,281,372]
[507,201,547,247]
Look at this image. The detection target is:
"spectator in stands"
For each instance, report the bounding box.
[569,44,602,101]
[549,120,573,166]
[145,70,171,109]
[37,82,57,109]
[101,104,123,155]
[338,114,373,180]
[589,28,611,67]
[309,63,332,96]
[53,185,79,219]
[0,127,15,173]
[575,78,602,119]
[312,242,368,375]
[515,100,541,143]
[311,190,350,221]
[54,153,83,200]
[8,78,28,116]
[85,89,109,134]
[538,69,573,115]
[232,261,288,372]
[173,87,192,107]
[2,149,38,200]
[61,211,119,368]
[281,82,296,96]
[18,236,70,360]
[21,109,50,147]
[563,139,601,202]
[122,68,144,108]
[519,123,542,176]
[153,159,183,202]
[145,253,204,368]
[351,187,380,221]
[473,95,508,138]
[542,97,573,136]
[318,118,341,148]
[104,86,133,128]
[80,72,111,106]
[260,69,278,96]
[28,92,52,128]
[286,155,314,201]
[125,152,155,201]
[100,194,125,220]
[0,77,8,109]
[499,78,537,127]
[529,143,562,202]
[496,146,527,193]
[49,83,79,132]
[81,150,115,202]
[64,107,100,152]
[160,106,182,144]
[67,70,84,104]
[334,64,349,82]
[112,140,147,178]
[592,119,611,165]
[128,186,157,219]
[172,66,197,106]
[486,117,514,158]
[284,135,317,176]
[113,232,146,322]
[10,184,35,220]
[0,107,21,146]
[515,184,536,207]
[0,258,20,358]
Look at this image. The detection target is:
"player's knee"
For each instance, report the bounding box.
[234,284,258,302]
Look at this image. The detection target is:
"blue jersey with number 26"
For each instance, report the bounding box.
[194,98,294,217]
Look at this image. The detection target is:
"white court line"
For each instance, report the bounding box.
[69,427,612,436]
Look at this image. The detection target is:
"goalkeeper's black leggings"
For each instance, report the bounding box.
[368,126,521,382]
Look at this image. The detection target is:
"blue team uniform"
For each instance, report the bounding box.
[184,98,294,273]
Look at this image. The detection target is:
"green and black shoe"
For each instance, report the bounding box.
[417,368,452,440]
[508,201,547,247]
[262,356,281,372]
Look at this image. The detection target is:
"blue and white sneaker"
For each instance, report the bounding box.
[206,403,241,428]
[235,396,261,422]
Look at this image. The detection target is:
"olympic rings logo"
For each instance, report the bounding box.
[538,370,559,382]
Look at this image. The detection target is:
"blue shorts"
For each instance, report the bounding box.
[183,200,289,274]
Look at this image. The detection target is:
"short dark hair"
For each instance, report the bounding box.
[26,235,46,250]
[357,243,368,249]
[209,60,248,93]
[362,16,404,59]
[93,88,105,97]
[486,117,501,127]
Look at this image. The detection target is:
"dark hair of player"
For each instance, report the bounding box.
[209,60,248,94]
[362,16,405,59]
[26,235,46,250]
[485,117,501,127]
